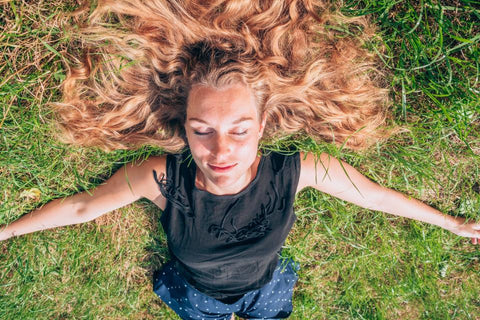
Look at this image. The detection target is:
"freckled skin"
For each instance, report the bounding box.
[185,83,266,195]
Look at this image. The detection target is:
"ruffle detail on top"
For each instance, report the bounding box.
[207,181,287,243]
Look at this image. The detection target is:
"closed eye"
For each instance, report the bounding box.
[192,130,248,136]
[233,130,248,136]
[193,131,213,136]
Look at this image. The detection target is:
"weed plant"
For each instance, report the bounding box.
[1,0,479,319]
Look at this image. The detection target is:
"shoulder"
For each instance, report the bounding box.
[262,152,301,191]
[264,151,300,170]
[125,155,168,209]
[297,152,334,193]
[128,155,167,180]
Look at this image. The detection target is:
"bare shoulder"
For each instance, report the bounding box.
[297,152,332,193]
[132,155,167,174]
[126,155,167,210]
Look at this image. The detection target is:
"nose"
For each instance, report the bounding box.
[211,133,232,161]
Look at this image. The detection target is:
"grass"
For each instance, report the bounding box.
[1,0,479,319]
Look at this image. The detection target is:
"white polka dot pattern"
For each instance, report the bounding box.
[153,259,299,319]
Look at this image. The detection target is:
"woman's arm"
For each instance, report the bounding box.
[297,152,480,243]
[0,156,166,241]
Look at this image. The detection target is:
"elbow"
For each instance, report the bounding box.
[72,199,95,223]
[365,186,390,212]
[72,192,112,223]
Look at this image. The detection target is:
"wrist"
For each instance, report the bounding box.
[0,226,12,241]
[444,216,464,231]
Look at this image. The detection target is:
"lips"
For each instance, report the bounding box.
[208,163,237,172]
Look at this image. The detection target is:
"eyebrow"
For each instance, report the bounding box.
[187,116,254,125]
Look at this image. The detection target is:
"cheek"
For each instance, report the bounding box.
[185,134,208,158]
[238,136,260,156]
[186,132,260,160]
[188,140,209,158]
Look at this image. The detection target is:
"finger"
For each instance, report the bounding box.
[472,238,478,245]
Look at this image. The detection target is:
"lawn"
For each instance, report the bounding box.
[1,0,479,319]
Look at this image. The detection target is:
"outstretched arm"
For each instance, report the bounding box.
[0,156,166,241]
[297,152,480,243]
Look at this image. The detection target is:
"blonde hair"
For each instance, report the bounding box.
[55,0,390,152]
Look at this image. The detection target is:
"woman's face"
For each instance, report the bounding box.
[185,83,266,195]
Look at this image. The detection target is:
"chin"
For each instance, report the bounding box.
[208,173,240,186]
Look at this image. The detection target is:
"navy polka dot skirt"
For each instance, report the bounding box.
[153,258,300,320]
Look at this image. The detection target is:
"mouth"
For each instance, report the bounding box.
[208,163,237,172]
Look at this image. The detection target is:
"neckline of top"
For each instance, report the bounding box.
[192,154,267,199]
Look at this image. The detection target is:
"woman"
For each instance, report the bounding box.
[1,1,479,319]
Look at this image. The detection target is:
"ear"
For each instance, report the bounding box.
[258,111,267,138]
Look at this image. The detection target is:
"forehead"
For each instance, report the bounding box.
[186,83,258,121]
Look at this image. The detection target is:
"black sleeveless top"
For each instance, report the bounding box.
[153,151,300,300]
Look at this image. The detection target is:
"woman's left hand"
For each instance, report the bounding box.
[448,218,480,244]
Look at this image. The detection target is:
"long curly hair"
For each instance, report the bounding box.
[55,0,390,152]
